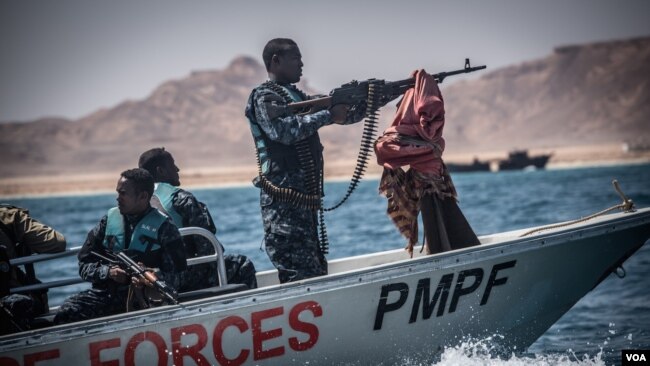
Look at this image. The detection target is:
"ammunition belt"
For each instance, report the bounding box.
[256,81,323,211]
[324,81,382,211]
[257,174,321,211]
[253,80,384,254]
[256,81,330,254]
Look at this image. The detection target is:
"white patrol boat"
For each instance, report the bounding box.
[0,204,649,365]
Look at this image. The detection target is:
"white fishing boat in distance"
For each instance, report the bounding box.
[1,207,649,365]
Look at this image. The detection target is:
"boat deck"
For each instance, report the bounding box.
[257,208,648,287]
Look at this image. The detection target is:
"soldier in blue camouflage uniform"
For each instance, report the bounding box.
[138,147,257,290]
[245,38,364,283]
[54,169,187,324]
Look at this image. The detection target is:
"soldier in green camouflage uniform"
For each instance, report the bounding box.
[54,169,187,324]
[1,204,67,334]
[245,38,364,283]
[138,147,257,290]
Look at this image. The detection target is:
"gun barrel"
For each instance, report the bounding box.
[116,252,139,269]
[90,250,117,264]
[433,65,486,82]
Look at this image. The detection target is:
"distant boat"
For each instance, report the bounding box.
[446,157,491,172]
[498,150,552,171]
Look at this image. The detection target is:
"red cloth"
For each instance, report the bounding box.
[374,69,446,175]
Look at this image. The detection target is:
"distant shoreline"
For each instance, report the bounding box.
[2,144,649,199]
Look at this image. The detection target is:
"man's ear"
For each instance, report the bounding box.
[155,166,165,179]
[139,190,151,204]
[271,54,280,67]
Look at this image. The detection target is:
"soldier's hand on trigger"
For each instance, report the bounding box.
[109,266,128,284]
[330,104,351,124]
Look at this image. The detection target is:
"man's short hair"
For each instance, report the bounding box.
[262,38,298,71]
[138,147,173,176]
[121,168,154,198]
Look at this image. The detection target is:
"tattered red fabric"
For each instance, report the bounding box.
[375,69,457,255]
[375,69,446,175]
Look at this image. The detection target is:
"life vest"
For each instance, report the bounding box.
[153,183,183,227]
[103,208,167,263]
[246,83,323,176]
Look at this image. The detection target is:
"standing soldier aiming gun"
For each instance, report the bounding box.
[245,38,365,284]
[246,38,486,283]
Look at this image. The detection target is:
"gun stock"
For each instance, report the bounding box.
[288,96,333,114]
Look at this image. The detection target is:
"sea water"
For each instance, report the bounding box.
[4,163,650,365]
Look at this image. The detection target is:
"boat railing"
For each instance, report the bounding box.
[7,226,227,295]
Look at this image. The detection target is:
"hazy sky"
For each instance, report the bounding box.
[1,0,649,122]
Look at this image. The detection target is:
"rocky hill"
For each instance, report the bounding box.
[442,36,650,156]
[1,37,649,178]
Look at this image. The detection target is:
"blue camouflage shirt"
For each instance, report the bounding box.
[245,82,365,190]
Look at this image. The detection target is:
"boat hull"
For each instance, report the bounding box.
[1,209,649,365]
[499,154,551,171]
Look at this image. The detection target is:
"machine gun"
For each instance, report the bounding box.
[91,250,178,305]
[283,59,487,247]
[287,58,486,114]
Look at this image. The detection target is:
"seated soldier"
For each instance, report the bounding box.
[1,205,66,334]
[54,169,187,324]
[138,147,257,291]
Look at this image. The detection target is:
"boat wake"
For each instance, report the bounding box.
[399,335,606,366]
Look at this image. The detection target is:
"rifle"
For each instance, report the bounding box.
[287,58,486,114]
[91,250,178,305]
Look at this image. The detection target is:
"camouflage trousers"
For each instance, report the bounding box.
[179,254,258,292]
[260,191,327,283]
[53,287,129,325]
